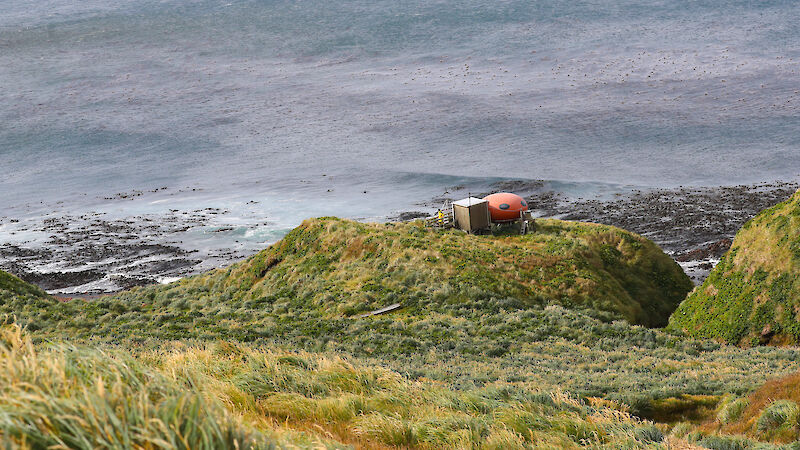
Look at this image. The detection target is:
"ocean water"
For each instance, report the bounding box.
[1,0,799,290]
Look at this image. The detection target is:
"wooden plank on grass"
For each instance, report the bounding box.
[355,303,402,318]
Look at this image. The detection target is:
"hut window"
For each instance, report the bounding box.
[499,203,510,210]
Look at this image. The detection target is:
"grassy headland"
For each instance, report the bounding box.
[25,217,692,338]
[0,269,48,299]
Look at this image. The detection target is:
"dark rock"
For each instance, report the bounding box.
[15,269,106,291]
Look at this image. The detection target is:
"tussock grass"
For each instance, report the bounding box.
[2,268,799,424]
[687,371,800,447]
[0,324,282,449]
[756,400,799,436]
[716,396,749,425]
[0,324,670,449]
[701,373,800,443]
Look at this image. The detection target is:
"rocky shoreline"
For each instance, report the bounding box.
[0,208,256,296]
[1,180,797,294]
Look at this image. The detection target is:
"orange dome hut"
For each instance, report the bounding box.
[484,192,528,223]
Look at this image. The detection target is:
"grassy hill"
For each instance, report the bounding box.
[114,216,690,328]
[3,219,797,409]
[2,217,694,350]
[668,189,800,346]
[4,217,800,447]
[0,270,53,331]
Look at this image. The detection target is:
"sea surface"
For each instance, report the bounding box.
[1,0,799,292]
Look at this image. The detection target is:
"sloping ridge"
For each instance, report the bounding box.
[668,190,800,345]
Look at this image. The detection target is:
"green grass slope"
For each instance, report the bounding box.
[9,218,794,411]
[5,217,692,349]
[668,190,800,346]
[0,270,53,330]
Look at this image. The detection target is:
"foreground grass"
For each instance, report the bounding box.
[2,256,798,419]
[669,371,800,449]
[0,324,287,449]
[5,320,799,449]
[0,324,673,449]
[713,372,800,444]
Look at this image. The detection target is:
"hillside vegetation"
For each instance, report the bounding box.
[4,263,800,419]
[2,220,797,410]
[3,215,800,448]
[680,370,800,448]
[669,189,800,345]
[3,271,800,449]
[0,323,669,448]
